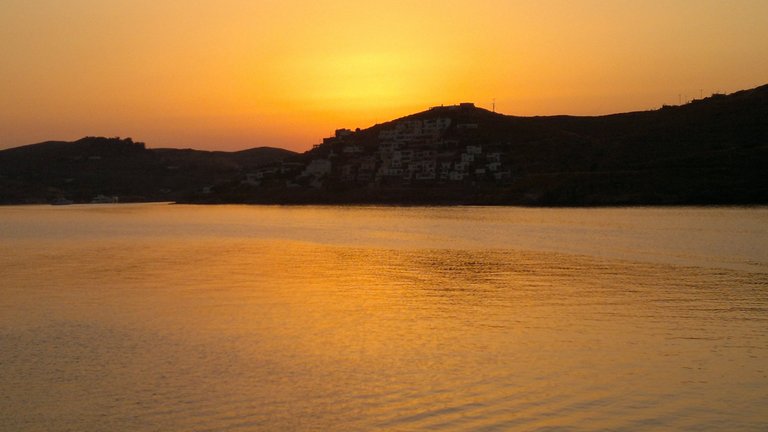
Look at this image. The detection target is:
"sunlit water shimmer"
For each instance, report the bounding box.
[1,204,767,431]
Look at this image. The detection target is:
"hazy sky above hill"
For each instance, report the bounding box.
[1,0,767,152]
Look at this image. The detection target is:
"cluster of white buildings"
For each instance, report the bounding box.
[245,106,512,188]
[372,141,510,183]
[354,117,510,184]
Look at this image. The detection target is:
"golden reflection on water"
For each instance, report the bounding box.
[1,205,767,431]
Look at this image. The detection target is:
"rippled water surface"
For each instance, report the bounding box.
[1,204,767,431]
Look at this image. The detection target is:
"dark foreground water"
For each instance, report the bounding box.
[1,204,767,431]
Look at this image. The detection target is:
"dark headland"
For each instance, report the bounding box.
[1,84,766,206]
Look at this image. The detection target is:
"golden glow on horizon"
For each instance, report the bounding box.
[1,0,767,151]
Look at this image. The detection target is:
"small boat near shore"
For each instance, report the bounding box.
[51,198,74,205]
[91,195,118,204]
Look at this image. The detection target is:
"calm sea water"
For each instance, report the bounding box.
[1,204,767,431]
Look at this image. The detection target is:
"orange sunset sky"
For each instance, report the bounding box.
[1,0,767,152]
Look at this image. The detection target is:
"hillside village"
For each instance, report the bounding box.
[243,103,514,191]
[225,84,767,205]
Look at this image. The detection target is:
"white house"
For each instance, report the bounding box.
[302,159,331,177]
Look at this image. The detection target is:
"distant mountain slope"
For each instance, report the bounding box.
[200,84,767,205]
[0,137,295,204]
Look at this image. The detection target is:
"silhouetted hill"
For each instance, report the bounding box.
[197,84,767,205]
[0,137,295,204]
[3,84,766,206]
